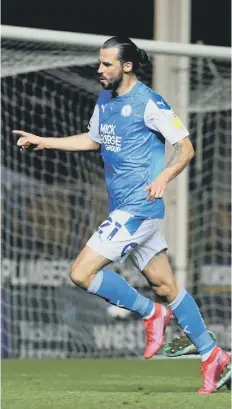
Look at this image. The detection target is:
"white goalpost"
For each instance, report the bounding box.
[1,25,231,358]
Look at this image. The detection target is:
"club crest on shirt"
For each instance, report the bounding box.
[121,104,132,117]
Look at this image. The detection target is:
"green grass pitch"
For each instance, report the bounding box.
[2,358,231,409]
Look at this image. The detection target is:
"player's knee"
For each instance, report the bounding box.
[70,261,96,289]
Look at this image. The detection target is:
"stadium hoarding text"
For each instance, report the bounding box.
[1,258,146,287]
[2,258,231,290]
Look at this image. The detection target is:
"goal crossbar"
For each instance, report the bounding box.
[1,25,231,60]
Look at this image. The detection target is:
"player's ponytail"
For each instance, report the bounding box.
[102,36,151,76]
[136,48,151,75]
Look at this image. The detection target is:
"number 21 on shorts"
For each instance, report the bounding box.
[97,217,122,241]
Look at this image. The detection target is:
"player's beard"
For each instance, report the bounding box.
[100,71,123,93]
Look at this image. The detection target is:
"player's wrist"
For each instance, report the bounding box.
[39,137,53,149]
[159,169,172,183]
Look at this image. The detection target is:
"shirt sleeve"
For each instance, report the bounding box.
[144,98,189,145]
[87,104,101,143]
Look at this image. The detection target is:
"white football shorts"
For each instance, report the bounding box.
[87,209,167,271]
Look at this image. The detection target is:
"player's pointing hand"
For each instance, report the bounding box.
[13,130,44,151]
[144,174,169,201]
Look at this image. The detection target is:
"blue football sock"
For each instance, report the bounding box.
[87,269,154,318]
[169,288,216,355]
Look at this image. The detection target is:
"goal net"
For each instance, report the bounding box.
[1,27,231,358]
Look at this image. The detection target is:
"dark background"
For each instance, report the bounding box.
[1,0,231,47]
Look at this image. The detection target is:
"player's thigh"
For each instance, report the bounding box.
[142,249,176,287]
[129,220,168,274]
[130,224,176,285]
[70,244,111,287]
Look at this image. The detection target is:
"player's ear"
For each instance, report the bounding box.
[123,62,133,73]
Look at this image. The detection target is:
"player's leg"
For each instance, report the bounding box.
[70,214,155,319]
[139,243,218,363]
[129,246,174,359]
[140,246,231,393]
[128,221,174,359]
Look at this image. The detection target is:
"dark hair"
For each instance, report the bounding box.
[102,36,151,75]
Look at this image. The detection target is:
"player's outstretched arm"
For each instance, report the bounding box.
[145,136,194,200]
[13,130,100,152]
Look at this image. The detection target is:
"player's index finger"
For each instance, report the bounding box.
[12,130,26,136]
